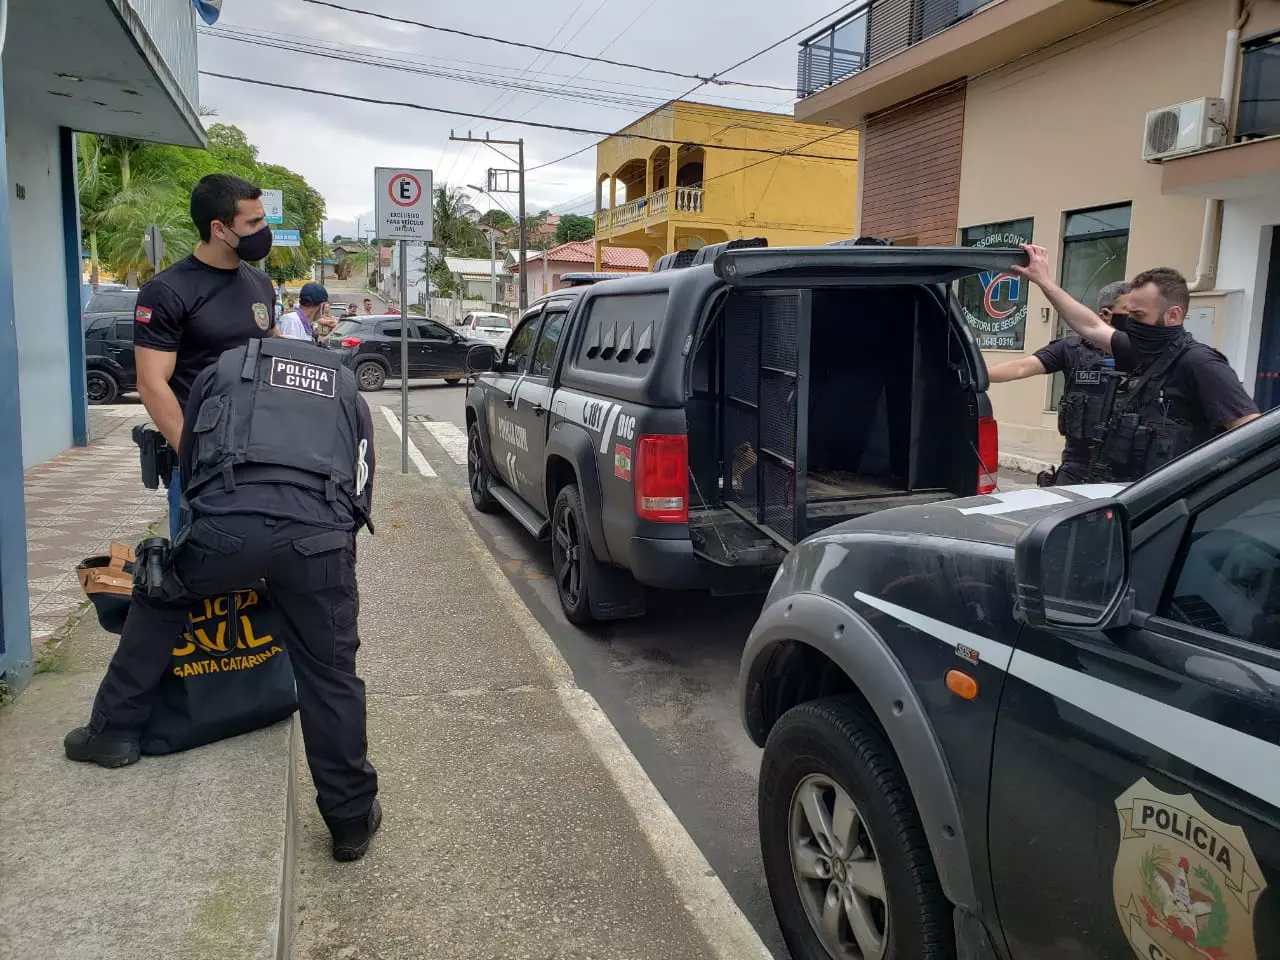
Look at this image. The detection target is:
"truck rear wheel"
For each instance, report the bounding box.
[759,697,954,960]
[467,423,499,513]
[551,484,599,625]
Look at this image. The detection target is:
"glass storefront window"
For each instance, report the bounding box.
[1050,204,1131,408]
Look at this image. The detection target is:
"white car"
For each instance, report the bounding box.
[460,311,512,347]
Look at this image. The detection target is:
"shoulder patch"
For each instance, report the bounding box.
[135,305,152,324]
[268,357,336,398]
[1113,777,1266,960]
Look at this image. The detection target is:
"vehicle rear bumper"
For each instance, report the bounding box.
[628,536,776,594]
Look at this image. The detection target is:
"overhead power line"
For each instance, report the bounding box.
[198,72,859,162]
[295,0,794,91]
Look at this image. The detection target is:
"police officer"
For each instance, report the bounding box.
[987,281,1131,485]
[65,337,382,862]
[132,174,277,539]
[1015,247,1260,481]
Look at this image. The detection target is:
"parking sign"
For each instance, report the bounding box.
[375,168,433,242]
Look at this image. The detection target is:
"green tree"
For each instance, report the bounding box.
[555,213,594,244]
[477,209,514,231]
[433,185,488,257]
[428,250,459,298]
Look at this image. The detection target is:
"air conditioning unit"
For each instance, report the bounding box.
[1142,98,1226,161]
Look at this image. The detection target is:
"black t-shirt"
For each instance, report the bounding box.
[1111,332,1258,442]
[1033,335,1116,466]
[178,364,376,530]
[133,255,277,406]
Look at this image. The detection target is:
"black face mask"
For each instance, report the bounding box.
[221,224,274,262]
[1109,312,1130,334]
[1125,319,1184,366]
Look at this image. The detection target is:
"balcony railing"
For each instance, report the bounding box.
[1237,29,1280,141]
[595,187,705,232]
[797,0,987,98]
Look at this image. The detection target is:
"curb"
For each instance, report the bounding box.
[275,717,300,960]
[999,451,1056,475]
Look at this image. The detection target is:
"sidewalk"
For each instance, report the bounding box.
[0,409,769,960]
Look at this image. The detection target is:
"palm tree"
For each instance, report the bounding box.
[433,185,487,257]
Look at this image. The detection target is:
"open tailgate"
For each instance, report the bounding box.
[713,245,1028,287]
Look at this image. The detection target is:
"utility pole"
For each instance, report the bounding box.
[319,223,325,284]
[450,131,527,310]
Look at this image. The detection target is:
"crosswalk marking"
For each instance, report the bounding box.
[378,407,436,477]
[422,420,469,465]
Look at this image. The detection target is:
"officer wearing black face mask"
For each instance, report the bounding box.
[987,280,1132,485]
[130,174,278,539]
[66,337,383,862]
[1015,248,1260,482]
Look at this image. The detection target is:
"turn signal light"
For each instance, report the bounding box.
[340,336,362,348]
[946,669,979,701]
[635,434,688,523]
[977,416,998,495]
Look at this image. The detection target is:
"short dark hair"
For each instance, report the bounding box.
[190,174,262,242]
[1130,267,1190,315]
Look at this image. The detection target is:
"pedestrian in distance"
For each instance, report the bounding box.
[986,281,1132,485]
[278,282,329,342]
[1014,246,1260,482]
[363,297,374,315]
[65,336,383,862]
[129,173,277,540]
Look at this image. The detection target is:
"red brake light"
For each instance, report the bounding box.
[977,416,998,495]
[635,434,689,522]
[340,336,362,348]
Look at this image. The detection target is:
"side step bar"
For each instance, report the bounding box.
[489,481,551,540]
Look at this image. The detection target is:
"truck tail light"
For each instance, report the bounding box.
[340,336,362,348]
[977,416,999,495]
[635,434,688,523]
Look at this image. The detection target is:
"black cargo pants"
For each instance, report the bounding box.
[91,513,378,824]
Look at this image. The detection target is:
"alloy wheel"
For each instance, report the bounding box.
[553,505,582,607]
[789,774,889,960]
[468,431,485,499]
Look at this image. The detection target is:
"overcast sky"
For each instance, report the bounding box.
[195,0,841,239]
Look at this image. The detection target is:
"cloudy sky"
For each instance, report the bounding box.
[195,0,844,239]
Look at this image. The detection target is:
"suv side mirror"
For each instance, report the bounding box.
[466,343,497,374]
[1014,499,1132,630]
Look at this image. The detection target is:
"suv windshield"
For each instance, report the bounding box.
[86,290,137,314]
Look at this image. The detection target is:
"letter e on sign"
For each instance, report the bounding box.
[390,173,421,207]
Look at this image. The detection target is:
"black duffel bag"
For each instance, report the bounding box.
[78,551,298,755]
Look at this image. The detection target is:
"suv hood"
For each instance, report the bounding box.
[819,483,1127,548]
[713,245,1029,287]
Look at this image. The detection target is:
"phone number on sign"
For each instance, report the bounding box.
[980,335,1022,350]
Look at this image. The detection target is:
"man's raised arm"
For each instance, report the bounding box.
[1013,244,1114,352]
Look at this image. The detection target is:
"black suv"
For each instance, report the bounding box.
[740,414,1280,960]
[325,314,487,390]
[465,243,1021,624]
[84,288,138,319]
[84,313,136,404]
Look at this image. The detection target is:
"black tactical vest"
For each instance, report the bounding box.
[1056,339,1113,442]
[1089,334,1198,483]
[186,338,370,525]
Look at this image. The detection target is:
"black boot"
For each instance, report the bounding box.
[63,726,140,768]
[328,799,383,862]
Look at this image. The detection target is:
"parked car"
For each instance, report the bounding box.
[84,287,137,319]
[328,302,352,319]
[325,314,486,390]
[464,242,1015,623]
[84,312,136,404]
[739,412,1280,960]
[459,311,512,347]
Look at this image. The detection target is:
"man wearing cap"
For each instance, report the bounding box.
[279,282,330,342]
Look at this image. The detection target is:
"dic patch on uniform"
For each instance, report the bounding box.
[1112,777,1266,960]
[269,357,337,397]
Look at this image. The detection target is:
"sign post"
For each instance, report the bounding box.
[374,167,434,473]
[143,223,164,273]
[262,189,284,226]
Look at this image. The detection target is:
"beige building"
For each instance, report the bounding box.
[796,0,1280,460]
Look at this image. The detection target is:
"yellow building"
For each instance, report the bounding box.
[593,102,859,268]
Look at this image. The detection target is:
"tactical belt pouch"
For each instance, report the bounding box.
[77,543,136,634]
[1058,393,1086,440]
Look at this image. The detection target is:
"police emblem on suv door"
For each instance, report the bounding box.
[1112,778,1266,960]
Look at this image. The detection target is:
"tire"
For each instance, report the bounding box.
[354,360,386,392]
[444,377,461,385]
[86,370,119,405]
[759,697,954,960]
[551,485,599,626]
[467,422,499,514]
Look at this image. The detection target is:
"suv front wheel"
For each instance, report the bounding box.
[759,697,953,960]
